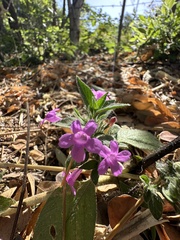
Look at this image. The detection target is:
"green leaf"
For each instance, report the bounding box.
[162,177,180,210]
[55,148,67,167]
[137,27,146,34]
[34,181,96,240]
[0,196,15,214]
[94,93,107,110]
[76,76,95,109]
[91,168,99,185]
[95,103,130,115]
[66,180,96,240]
[165,0,176,9]
[140,174,150,185]
[117,128,161,151]
[80,160,98,170]
[148,192,163,220]
[54,116,76,128]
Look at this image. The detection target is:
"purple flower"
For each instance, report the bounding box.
[98,140,131,177]
[59,120,102,163]
[66,169,82,195]
[40,108,61,125]
[91,89,110,100]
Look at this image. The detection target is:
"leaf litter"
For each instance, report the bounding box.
[0,53,180,239]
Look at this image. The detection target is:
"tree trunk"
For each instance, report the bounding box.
[2,0,23,43]
[67,0,84,45]
[52,0,58,26]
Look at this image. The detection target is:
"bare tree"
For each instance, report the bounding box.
[52,0,58,26]
[2,0,23,43]
[67,0,84,44]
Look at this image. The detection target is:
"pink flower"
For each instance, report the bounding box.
[91,89,110,100]
[66,169,82,195]
[40,108,61,125]
[98,140,131,176]
[59,120,102,163]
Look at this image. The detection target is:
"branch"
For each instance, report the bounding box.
[130,136,180,174]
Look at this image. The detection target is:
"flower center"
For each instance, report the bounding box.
[108,153,116,162]
[74,131,89,145]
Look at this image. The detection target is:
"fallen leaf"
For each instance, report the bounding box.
[132,94,154,110]
[158,131,178,142]
[108,194,137,228]
[156,223,180,240]
[11,139,26,150]
[155,98,175,119]
[29,149,44,161]
[7,104,21,113]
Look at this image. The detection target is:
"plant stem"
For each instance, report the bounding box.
[105,196,144,240]
[62,158,73,240]
[62,180,67,240]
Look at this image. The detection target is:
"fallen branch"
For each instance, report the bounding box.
[131,136,180,174]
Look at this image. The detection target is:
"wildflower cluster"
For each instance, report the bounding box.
[41,78,131,195]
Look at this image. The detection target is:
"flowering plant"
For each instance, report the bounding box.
[35,77,132,239]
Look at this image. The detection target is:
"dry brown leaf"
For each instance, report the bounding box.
[132,94,154,110]
[7,104,21,113]
[144,112,168,126]
[37,181,61,194]
[97,184,118,193]
[0,209,32,240]
[155,98,175,119]
[140,49,154,61]
[30,149,44,161]
[0,187,17,198]
[156,223,180,240]
[108,194,137,228]
[21,202,46,239]
[158,131,178,142]
[11,139,27,150]
[160,121,180,129]
[163,199,175,213]
[128,77,148,87]
[27,173,36,196]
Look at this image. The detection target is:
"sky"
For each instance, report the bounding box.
[57,0,162,19]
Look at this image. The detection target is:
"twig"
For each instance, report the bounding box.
[0,162,64,172]
[0,191,53,217]
[10,102,30,240]
[131,136,180,174]
[105,196,144,240]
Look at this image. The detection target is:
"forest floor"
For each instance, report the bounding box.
[0,52,180,239]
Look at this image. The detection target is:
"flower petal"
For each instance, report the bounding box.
[40,109,61,124]
[98,159,109,175]
[71,145,85,162]
[92,89,107,100]
[66,169,82,186]
[59,134,73,148]
[116,150,131,162]
[110,140,119,153]
[99,145,111,158]
[83,120,98,136]
[71,120,82,133]
[110,162,124,176]
[86,138,102,154]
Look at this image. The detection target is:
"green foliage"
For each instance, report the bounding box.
[140,175,163,220]
[0,196,15,214]
[156,161,180,212]
[33,181,96,240]
[76,77,129,120]
[129,0,180,61]
[0,1,119,64]
[116,127,162,151]
[80,4,118,54]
